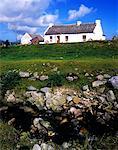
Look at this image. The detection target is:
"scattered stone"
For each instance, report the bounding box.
[109,76,118,89]
[106,90,116,101]
[32,144,41,150]
[40,87,51,93]
[73,96,80,104]
[33,118,43,130]
[96,75,104,80]
[8,118,16,125]
[69,107,82,118]
[82,85,89,91]
[66,76,74,81]
[62,142,71,149]
[40,75,49,81]
[103,74,111,79]
[27,86,38,91]
[92,80,106,87]
[28,77,36,81]
[33,72,39,79]
[6,92,16,103]
[19,71,30,78]
[85,73,89,77]
[66,95,73,102]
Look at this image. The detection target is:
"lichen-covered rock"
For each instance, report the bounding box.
[106,90,116,101]
[92,80,107,87]
[109,76,118,89]
[19,71,30,78]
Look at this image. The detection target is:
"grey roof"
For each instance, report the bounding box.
[45,23,96,35]
[29,34,44,41]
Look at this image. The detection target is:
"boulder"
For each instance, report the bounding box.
[40,87,51,93]
[109,76,118,89]
[19,71,30,78]
[92,80,106,87]
[82,85,89,91]
[106,90,116,101]
[103,74,111,79]
[32,144,41,150]
[40,75,49,81]
[96,75,104,80]
[6,92,16,103]
[27,86,38,91]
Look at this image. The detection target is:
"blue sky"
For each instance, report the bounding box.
[0,0,117,41]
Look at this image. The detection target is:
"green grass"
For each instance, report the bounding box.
[1,41,118,61]
[0,41,118,90]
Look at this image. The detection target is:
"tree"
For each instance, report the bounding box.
[4,40,10,48]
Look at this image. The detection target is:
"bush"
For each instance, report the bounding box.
[47,73,65,87]
[0,70,20,98]
[0,122,19,150]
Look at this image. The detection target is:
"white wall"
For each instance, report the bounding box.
[21,33,32,45]
[93,20,106,40]
[44,33,97,43]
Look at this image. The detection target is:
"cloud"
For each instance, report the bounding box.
[0,0,58,34]
[68,4,93,20]
[8,24,37,34]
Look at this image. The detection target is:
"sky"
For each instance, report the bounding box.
[0,0,117,41]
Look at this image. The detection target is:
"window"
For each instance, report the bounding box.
[83,35,86,41]
[65,36,68,42]
[50,36,52,42]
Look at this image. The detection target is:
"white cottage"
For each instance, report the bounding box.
[21,33,44,45]
[44,20,105,43]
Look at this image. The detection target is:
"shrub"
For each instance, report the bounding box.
[0,122,19,150]
[0,70,20,98]
[47,73,65,87]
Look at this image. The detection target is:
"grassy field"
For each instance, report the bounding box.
[0,40,118,90]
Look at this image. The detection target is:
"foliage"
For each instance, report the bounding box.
[18,132,33,150]
[47,73,65,87]
[0,122,19,150]
[0,70,20,98]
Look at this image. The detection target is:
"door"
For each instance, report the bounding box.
[57,36,60,43]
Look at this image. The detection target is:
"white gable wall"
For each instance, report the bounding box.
[21,33,32,45]
[93,20,105,40]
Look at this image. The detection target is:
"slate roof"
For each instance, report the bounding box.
[45,23,96,35]
[29,34,44,41]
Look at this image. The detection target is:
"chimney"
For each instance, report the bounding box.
[77,21,82,26]
[95,20,101,25]
[49,23,54,27]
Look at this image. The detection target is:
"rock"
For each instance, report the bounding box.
[73,97,80,104]
[106,90,116,101]
[33,72,39,79]
[92,80,106,87]
[40,75,48,81]
[19,71,30,78]
[96,75,104,80]
[7,92,16,102]
[52,67,58,72]
[62,142,71,149]
[66,96,73,102]
[82,85,89,91]
[27,86,37,91]
[85,73,89,77]
[33,118,43,130]
[97,87,105,93]
[32,144,41,150]
[40,87,51,93]
[69,107,82,118]
[109,76,118,89]
[103,74,111,79]
[8,118,16,125]
[40,143,48,150]
[66,76,74,81]
[40,120,51,129]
